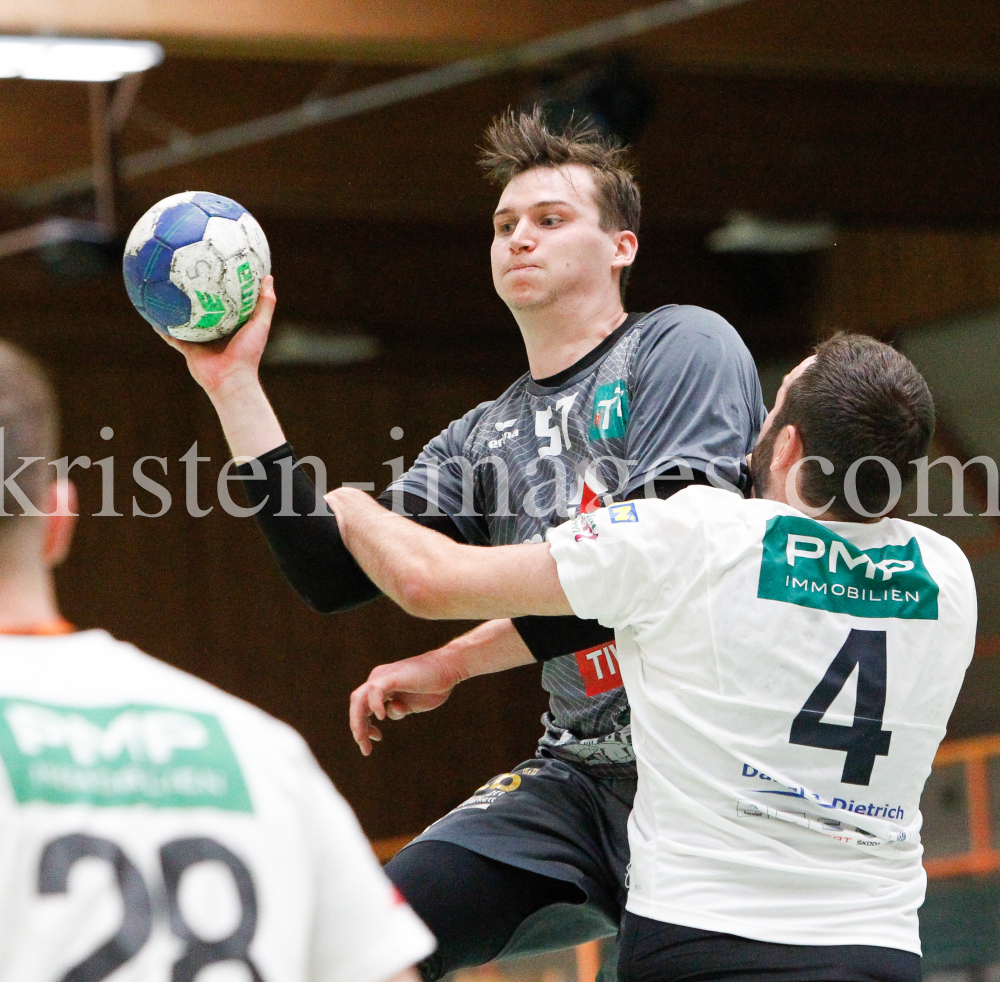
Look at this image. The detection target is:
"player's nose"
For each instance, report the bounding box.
[509,216,535,251]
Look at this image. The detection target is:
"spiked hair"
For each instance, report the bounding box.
[480,107,640,298]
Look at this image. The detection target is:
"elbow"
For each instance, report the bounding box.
[396,566,450,619]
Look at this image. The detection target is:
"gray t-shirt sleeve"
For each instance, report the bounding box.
[388,399,495,545]
[623,305,767,495]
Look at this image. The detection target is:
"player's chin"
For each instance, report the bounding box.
[503,286,550,311]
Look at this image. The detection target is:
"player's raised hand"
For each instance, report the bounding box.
[350,648,462,756]
[161,276,286,460]
[162,275,276,397]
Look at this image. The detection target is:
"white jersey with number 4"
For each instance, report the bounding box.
[547,486,976,954]
[0,630,434,982]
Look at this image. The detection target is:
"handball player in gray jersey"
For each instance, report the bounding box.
[166,109,766,981]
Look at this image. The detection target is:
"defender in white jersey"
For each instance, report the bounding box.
[0,342,433,981]
[325,335,976,981]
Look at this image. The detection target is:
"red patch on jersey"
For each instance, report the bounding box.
[581,481,602,514]
[391,886,407,905]
[575,642,623,697]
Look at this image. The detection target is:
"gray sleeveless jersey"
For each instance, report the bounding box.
[389,305,766,767]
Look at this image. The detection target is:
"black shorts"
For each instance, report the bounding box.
[617,912,921,982]
[400,754,636,957]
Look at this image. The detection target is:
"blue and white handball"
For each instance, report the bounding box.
[123,191,270,342]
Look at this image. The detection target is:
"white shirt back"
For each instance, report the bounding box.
[0,630,434,982]
[548,487,977,953]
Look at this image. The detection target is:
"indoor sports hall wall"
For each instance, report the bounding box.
[0,1,998,854]
[9,287,548,842]
[0,217,995,843]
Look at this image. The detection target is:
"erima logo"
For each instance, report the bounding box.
[488,418,519,450]
[758,515,938,620]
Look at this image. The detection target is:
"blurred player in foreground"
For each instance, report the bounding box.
[326,335,976,982]
[0,341,431,981]
[167,109,765,980]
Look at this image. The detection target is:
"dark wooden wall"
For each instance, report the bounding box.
[0,0,999,845]
[9,283,545,841]
[0,204,817,839]
[2,207,997,839]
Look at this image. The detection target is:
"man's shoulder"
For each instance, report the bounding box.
[613,486,751,538]
[639,483,750,515]
[628,305,755,381]
[884,518,975,580]
[631,492,811,554]
[636,304,742,344]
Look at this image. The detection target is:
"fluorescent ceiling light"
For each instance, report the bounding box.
[0,37,163,82]
[707,211,836,254]
[264,325,383,367]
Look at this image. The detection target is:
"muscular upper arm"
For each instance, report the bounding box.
[407,541,572,621]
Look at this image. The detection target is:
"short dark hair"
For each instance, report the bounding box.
[479,107,640,299]
[0,341,58,527]
[772,334,934,520]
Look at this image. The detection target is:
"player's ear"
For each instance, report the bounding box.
[41,479,77,569]
[611,230,638,268]
[769,425,803,473]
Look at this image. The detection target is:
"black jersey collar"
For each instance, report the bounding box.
[529,312,645,391]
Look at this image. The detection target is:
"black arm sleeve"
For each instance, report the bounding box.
[512,469,708,663]
[238,444,465,615]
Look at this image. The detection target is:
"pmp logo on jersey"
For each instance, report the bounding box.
[608,502,639,524]
[757,515,939,619]
[0,699,253,811]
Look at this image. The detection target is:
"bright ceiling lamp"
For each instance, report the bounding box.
[0,37,163,82]
[706,211,836,254]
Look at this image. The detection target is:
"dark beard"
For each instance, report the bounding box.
[749,425,778,500]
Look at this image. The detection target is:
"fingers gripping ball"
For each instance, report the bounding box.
[123,191,271,342]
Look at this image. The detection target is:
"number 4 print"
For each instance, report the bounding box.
[789,629,892,786]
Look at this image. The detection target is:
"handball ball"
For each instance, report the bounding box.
[123,191,270,342]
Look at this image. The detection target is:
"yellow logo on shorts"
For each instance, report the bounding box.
[456,772,523,812]
[475,773,522,794]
